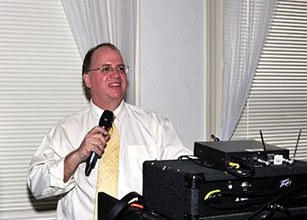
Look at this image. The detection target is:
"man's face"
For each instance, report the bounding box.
[83,47,128,109]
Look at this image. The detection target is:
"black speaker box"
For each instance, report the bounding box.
[143,159,307,220]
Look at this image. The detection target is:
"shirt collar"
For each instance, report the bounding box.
[89,99,126,122]
[113,100,125,121]
[89,99,103,120]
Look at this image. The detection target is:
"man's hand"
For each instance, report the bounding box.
[63,126,110,182]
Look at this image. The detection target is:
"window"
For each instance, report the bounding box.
[0,0,84,219]
[233,0,307,161]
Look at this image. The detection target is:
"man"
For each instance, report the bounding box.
[27,43,191,220]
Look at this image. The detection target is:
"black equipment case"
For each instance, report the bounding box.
[143,159,307,219]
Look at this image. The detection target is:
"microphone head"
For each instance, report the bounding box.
[99,110,113,130]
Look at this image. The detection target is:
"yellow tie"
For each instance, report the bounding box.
[94,124,120,220]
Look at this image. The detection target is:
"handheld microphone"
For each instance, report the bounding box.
[85,110,114,176]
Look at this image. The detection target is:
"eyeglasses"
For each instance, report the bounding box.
[86,65,129,74]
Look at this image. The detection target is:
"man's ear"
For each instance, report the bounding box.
[83,73,91,88]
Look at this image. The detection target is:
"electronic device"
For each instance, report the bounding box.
[143,159,307,220]
[194,140,290,168]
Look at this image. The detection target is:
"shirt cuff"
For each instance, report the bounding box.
[49,157,75,189]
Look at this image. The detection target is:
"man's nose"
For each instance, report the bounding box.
[109,69,121,77]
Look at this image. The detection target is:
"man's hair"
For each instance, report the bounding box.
[82,43,121,100]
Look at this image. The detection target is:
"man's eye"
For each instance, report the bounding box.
[102,66,112,72]
[117,66,125,72]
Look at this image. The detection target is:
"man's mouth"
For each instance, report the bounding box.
[109,82,121,87]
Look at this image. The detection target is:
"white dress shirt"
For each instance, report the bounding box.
[27,100,192,220]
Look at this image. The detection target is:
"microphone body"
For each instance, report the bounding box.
[85,110,113,176]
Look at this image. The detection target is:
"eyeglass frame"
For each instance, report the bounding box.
[86,64,129,74]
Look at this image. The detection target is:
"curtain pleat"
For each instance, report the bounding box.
[219,0,277,140]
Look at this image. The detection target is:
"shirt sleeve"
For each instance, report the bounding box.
[27,126,75,199]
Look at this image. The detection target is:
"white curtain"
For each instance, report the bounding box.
[61,0,137,104]
[218,0,278,140]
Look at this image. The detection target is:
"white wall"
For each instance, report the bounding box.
[139,0,206,149]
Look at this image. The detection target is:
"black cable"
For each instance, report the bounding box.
[178,155,225,171]
[203,181,307,218]
[206,197,265,211]
[244,182,307,220]
[178,155,255,179]
[204,188,291,211]
[218,188,290,199]
[254,203,291,219]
